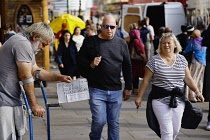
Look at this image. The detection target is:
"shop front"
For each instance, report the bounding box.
[0,0,50,71]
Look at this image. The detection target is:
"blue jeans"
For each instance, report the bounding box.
[88,87,122,140]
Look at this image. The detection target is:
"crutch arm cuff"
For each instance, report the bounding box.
[19,77,34,85]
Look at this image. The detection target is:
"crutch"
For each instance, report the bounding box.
[37,80,59,140]
[19,82,33,140]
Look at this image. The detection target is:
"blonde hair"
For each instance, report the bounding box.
[128,23,138,32]
[86,24,97,32]
[157,33,182,54]
[25,22,55,43]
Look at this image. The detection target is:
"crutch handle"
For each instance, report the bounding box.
[46,103,60,108]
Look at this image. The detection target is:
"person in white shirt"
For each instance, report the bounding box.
[144,17,155,60]
[72,27,84,51]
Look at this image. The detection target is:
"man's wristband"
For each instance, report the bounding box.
[35,70,41,80]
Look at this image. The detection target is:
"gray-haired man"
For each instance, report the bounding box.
[0,22,72,140]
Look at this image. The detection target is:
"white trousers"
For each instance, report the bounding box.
[152,100,185,140]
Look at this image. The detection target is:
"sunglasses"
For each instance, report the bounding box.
[103,25,116,29]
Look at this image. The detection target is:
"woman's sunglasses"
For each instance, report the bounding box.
[103,25,116,29]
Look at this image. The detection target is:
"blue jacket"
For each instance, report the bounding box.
[115,29,124,39]
[56,41,77,65]
[184,37,207,66]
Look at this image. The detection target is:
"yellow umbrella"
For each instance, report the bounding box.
[50,14,85,50]
[50,14,85,34]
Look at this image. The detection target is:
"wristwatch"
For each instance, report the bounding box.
[35,70,41,80]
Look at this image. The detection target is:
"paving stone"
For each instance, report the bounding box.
[23,66,210,140]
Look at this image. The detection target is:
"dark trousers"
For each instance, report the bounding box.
[132,77,139,89]
[203,62,210,121]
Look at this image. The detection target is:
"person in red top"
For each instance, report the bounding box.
[129,28,146,94]
[55,23,67,51]
[56,23,67,39]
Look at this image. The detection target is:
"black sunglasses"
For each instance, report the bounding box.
[103,25,116,29]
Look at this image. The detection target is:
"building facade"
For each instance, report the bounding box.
[186,0,210,31]
[0,0,50,70]
[48,0,92,22]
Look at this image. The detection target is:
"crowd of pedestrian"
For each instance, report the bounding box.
[1,14,210,140]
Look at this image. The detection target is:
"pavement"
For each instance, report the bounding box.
[23,63,210,140]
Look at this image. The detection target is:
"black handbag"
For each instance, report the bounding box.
[181,100,203,129]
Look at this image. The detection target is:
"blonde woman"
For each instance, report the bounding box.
[128,23,146,94]
[135,33,204,140]
[128,22,138,33]
[86,24,97,37]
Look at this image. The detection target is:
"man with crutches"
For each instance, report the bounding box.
[0,22,72,140]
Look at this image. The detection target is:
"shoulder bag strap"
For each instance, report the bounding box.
[92,35,100,56]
